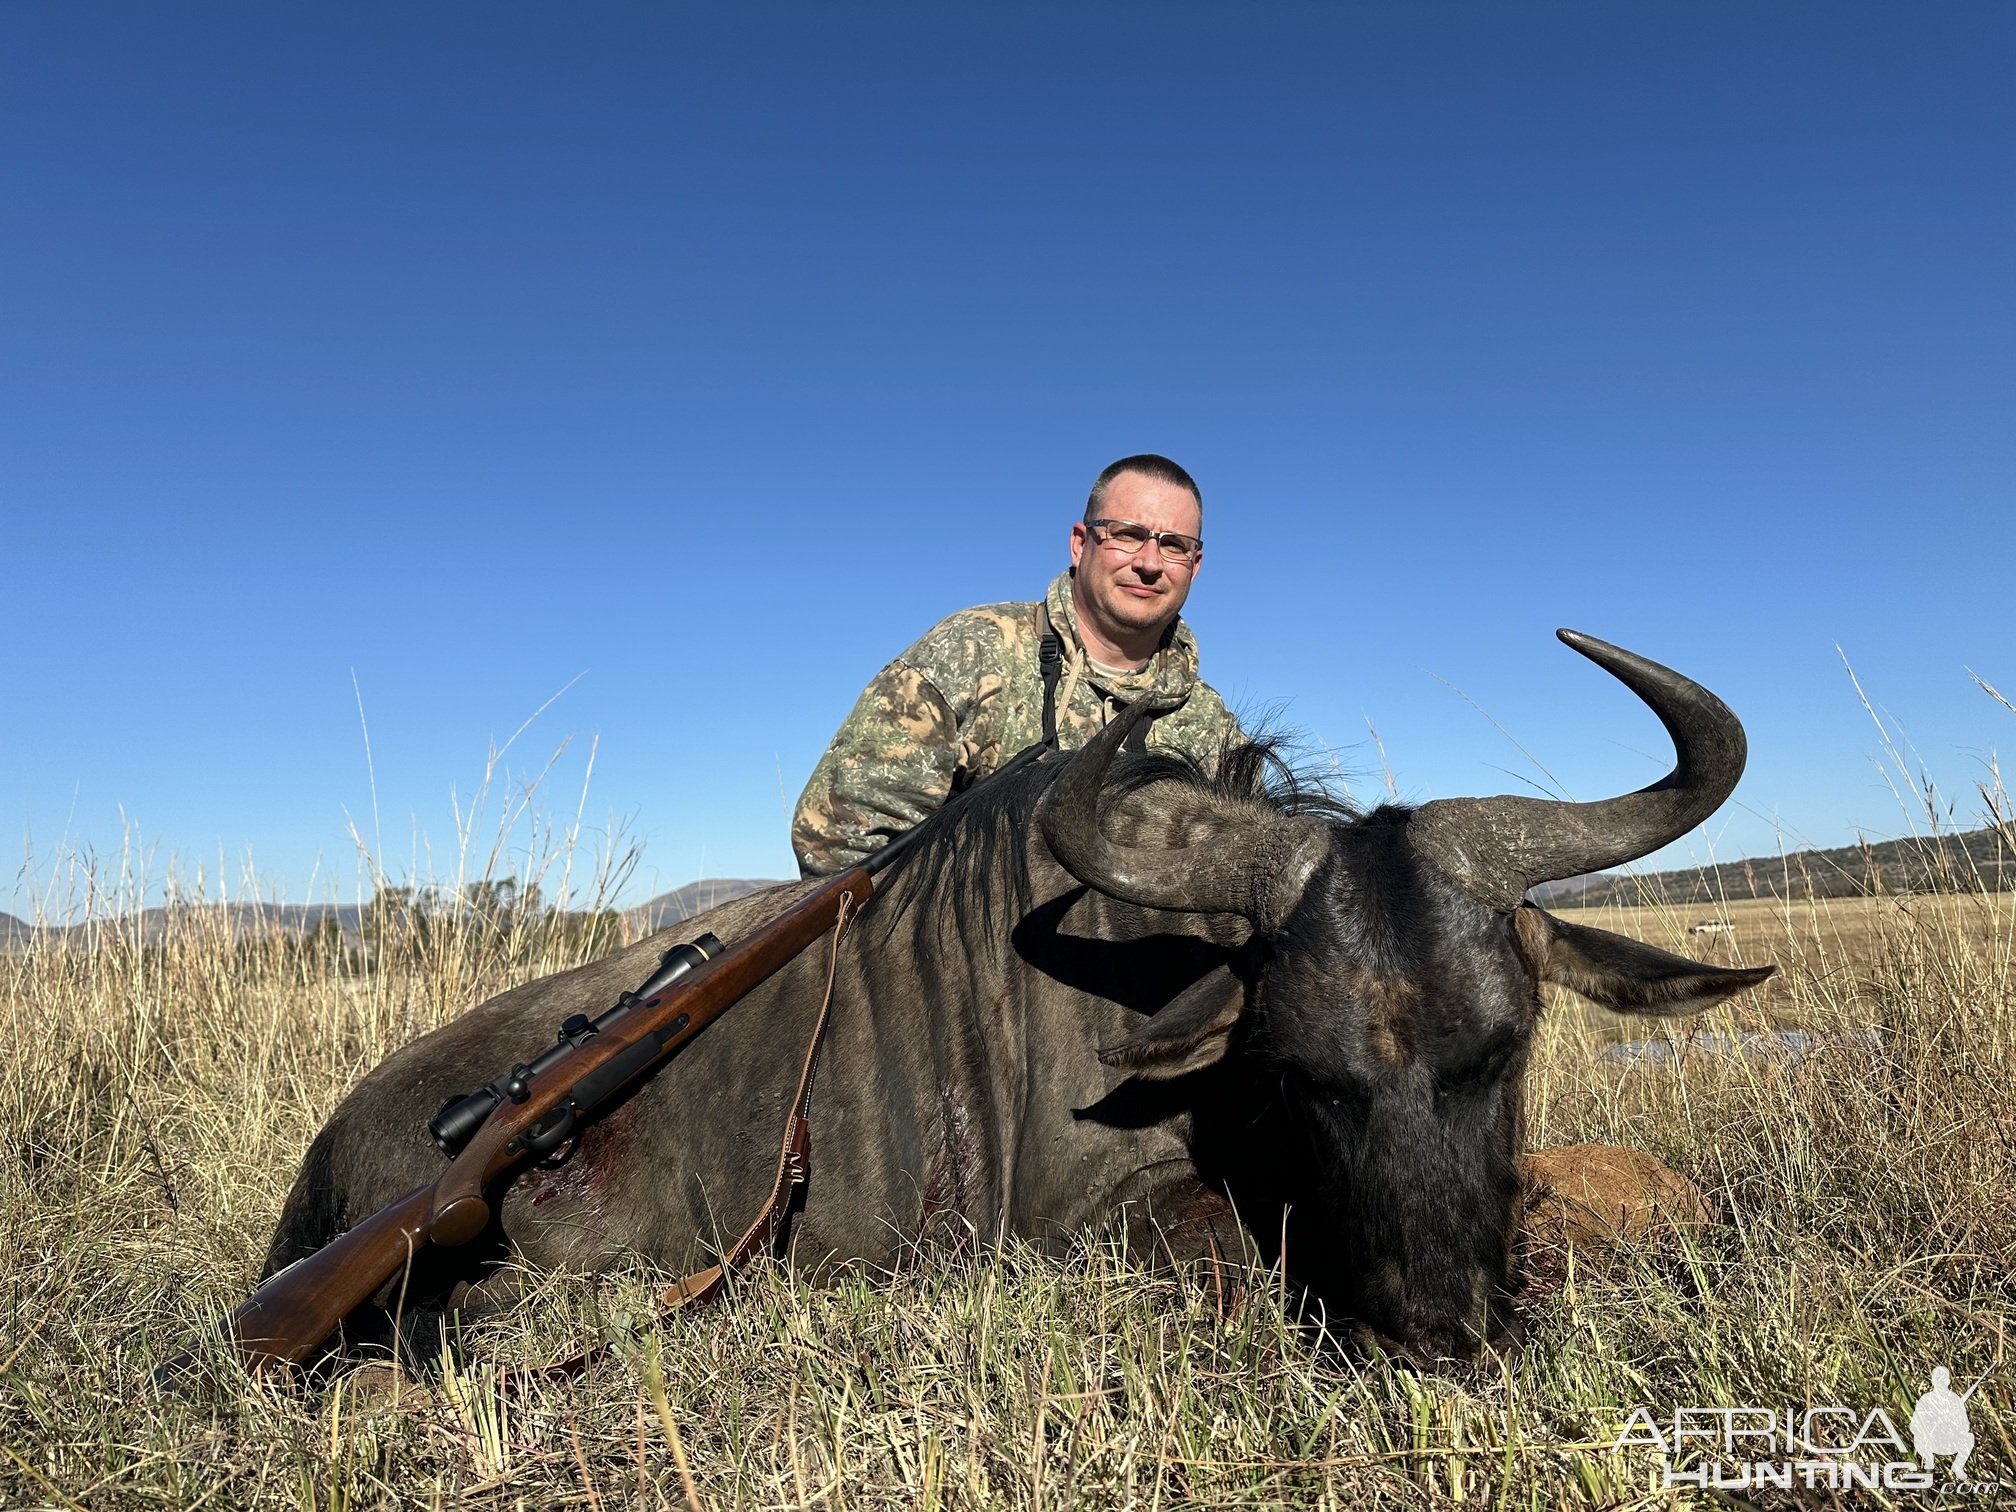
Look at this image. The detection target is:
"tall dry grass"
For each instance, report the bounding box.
[3,755,2014,1506]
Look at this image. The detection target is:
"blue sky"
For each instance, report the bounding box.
[4,3,2011,915]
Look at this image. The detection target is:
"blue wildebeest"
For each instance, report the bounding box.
[266,631,1772,1362]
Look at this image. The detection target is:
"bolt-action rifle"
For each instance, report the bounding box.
[205,739,1056,1375]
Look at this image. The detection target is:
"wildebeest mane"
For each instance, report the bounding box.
[866,732,1358,950]
[1105,733,1358,824]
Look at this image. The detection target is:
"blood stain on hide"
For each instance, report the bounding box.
[524,1098,639,1208]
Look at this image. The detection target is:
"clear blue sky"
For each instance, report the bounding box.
[4,4,2011,916]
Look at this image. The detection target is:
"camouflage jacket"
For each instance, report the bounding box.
[792,571,1245,876]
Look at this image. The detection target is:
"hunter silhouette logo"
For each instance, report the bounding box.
[1911,1366,1980,1480]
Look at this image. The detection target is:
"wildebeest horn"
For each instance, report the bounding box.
[1037,700,1325,928]
[1408,629,1748,911]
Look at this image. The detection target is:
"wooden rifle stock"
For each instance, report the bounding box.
[217,866,873,1373]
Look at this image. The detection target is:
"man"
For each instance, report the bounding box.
[792,454,1245,877]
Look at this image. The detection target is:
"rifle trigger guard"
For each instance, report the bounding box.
[514,1104,579,1163]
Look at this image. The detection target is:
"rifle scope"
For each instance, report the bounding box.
[427,931,724,1158]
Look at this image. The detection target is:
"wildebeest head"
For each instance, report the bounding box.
[1037,630,1773,1363]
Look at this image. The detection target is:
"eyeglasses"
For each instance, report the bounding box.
[1085,518,1203,565]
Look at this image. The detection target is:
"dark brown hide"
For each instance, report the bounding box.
[263,632,1773,1363]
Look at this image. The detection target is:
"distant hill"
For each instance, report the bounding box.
[7,831,2004,951]
[626,878,783,932]
[1539,825,2013,908]
[1529,876,1612,904]
[0,883,789,952]
[6,901,363,948]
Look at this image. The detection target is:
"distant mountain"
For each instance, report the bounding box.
[1529,875,1615,904]
[5,901,363,948]
[1539,825,2013,907]
[0,883,789,952]
[626,879,784,933]
[10,828,2002,952]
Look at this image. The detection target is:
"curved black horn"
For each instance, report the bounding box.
[1408,630,1748,910]
[1037,701,1324,926]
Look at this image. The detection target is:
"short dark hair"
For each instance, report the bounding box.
[1084,454,1203,523]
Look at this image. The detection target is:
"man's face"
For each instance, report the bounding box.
[1068,471,1204,648]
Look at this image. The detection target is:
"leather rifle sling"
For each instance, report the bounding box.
[654,887,854,1312]
[536,605,1064,1379]
[537,889,855,1380]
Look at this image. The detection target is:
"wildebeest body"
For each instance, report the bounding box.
[267,838,1256,1306]
[266,631,1776,1361]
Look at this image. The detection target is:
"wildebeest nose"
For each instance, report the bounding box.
[1350,1294,1520,1375]
[1352,1322,1484,1374]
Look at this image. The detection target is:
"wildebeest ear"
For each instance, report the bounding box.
[1513,904,1776,1017]
[1097,971,1246,1080]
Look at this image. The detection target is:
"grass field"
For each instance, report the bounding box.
[2,864,2012,1509]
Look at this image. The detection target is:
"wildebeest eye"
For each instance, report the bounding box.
[1450,1024,1520,1086]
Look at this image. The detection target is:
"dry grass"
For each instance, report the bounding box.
[3,851,2013,1508]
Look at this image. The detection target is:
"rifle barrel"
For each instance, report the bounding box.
[205,742,1064,1377]
[213,867,875,1372]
